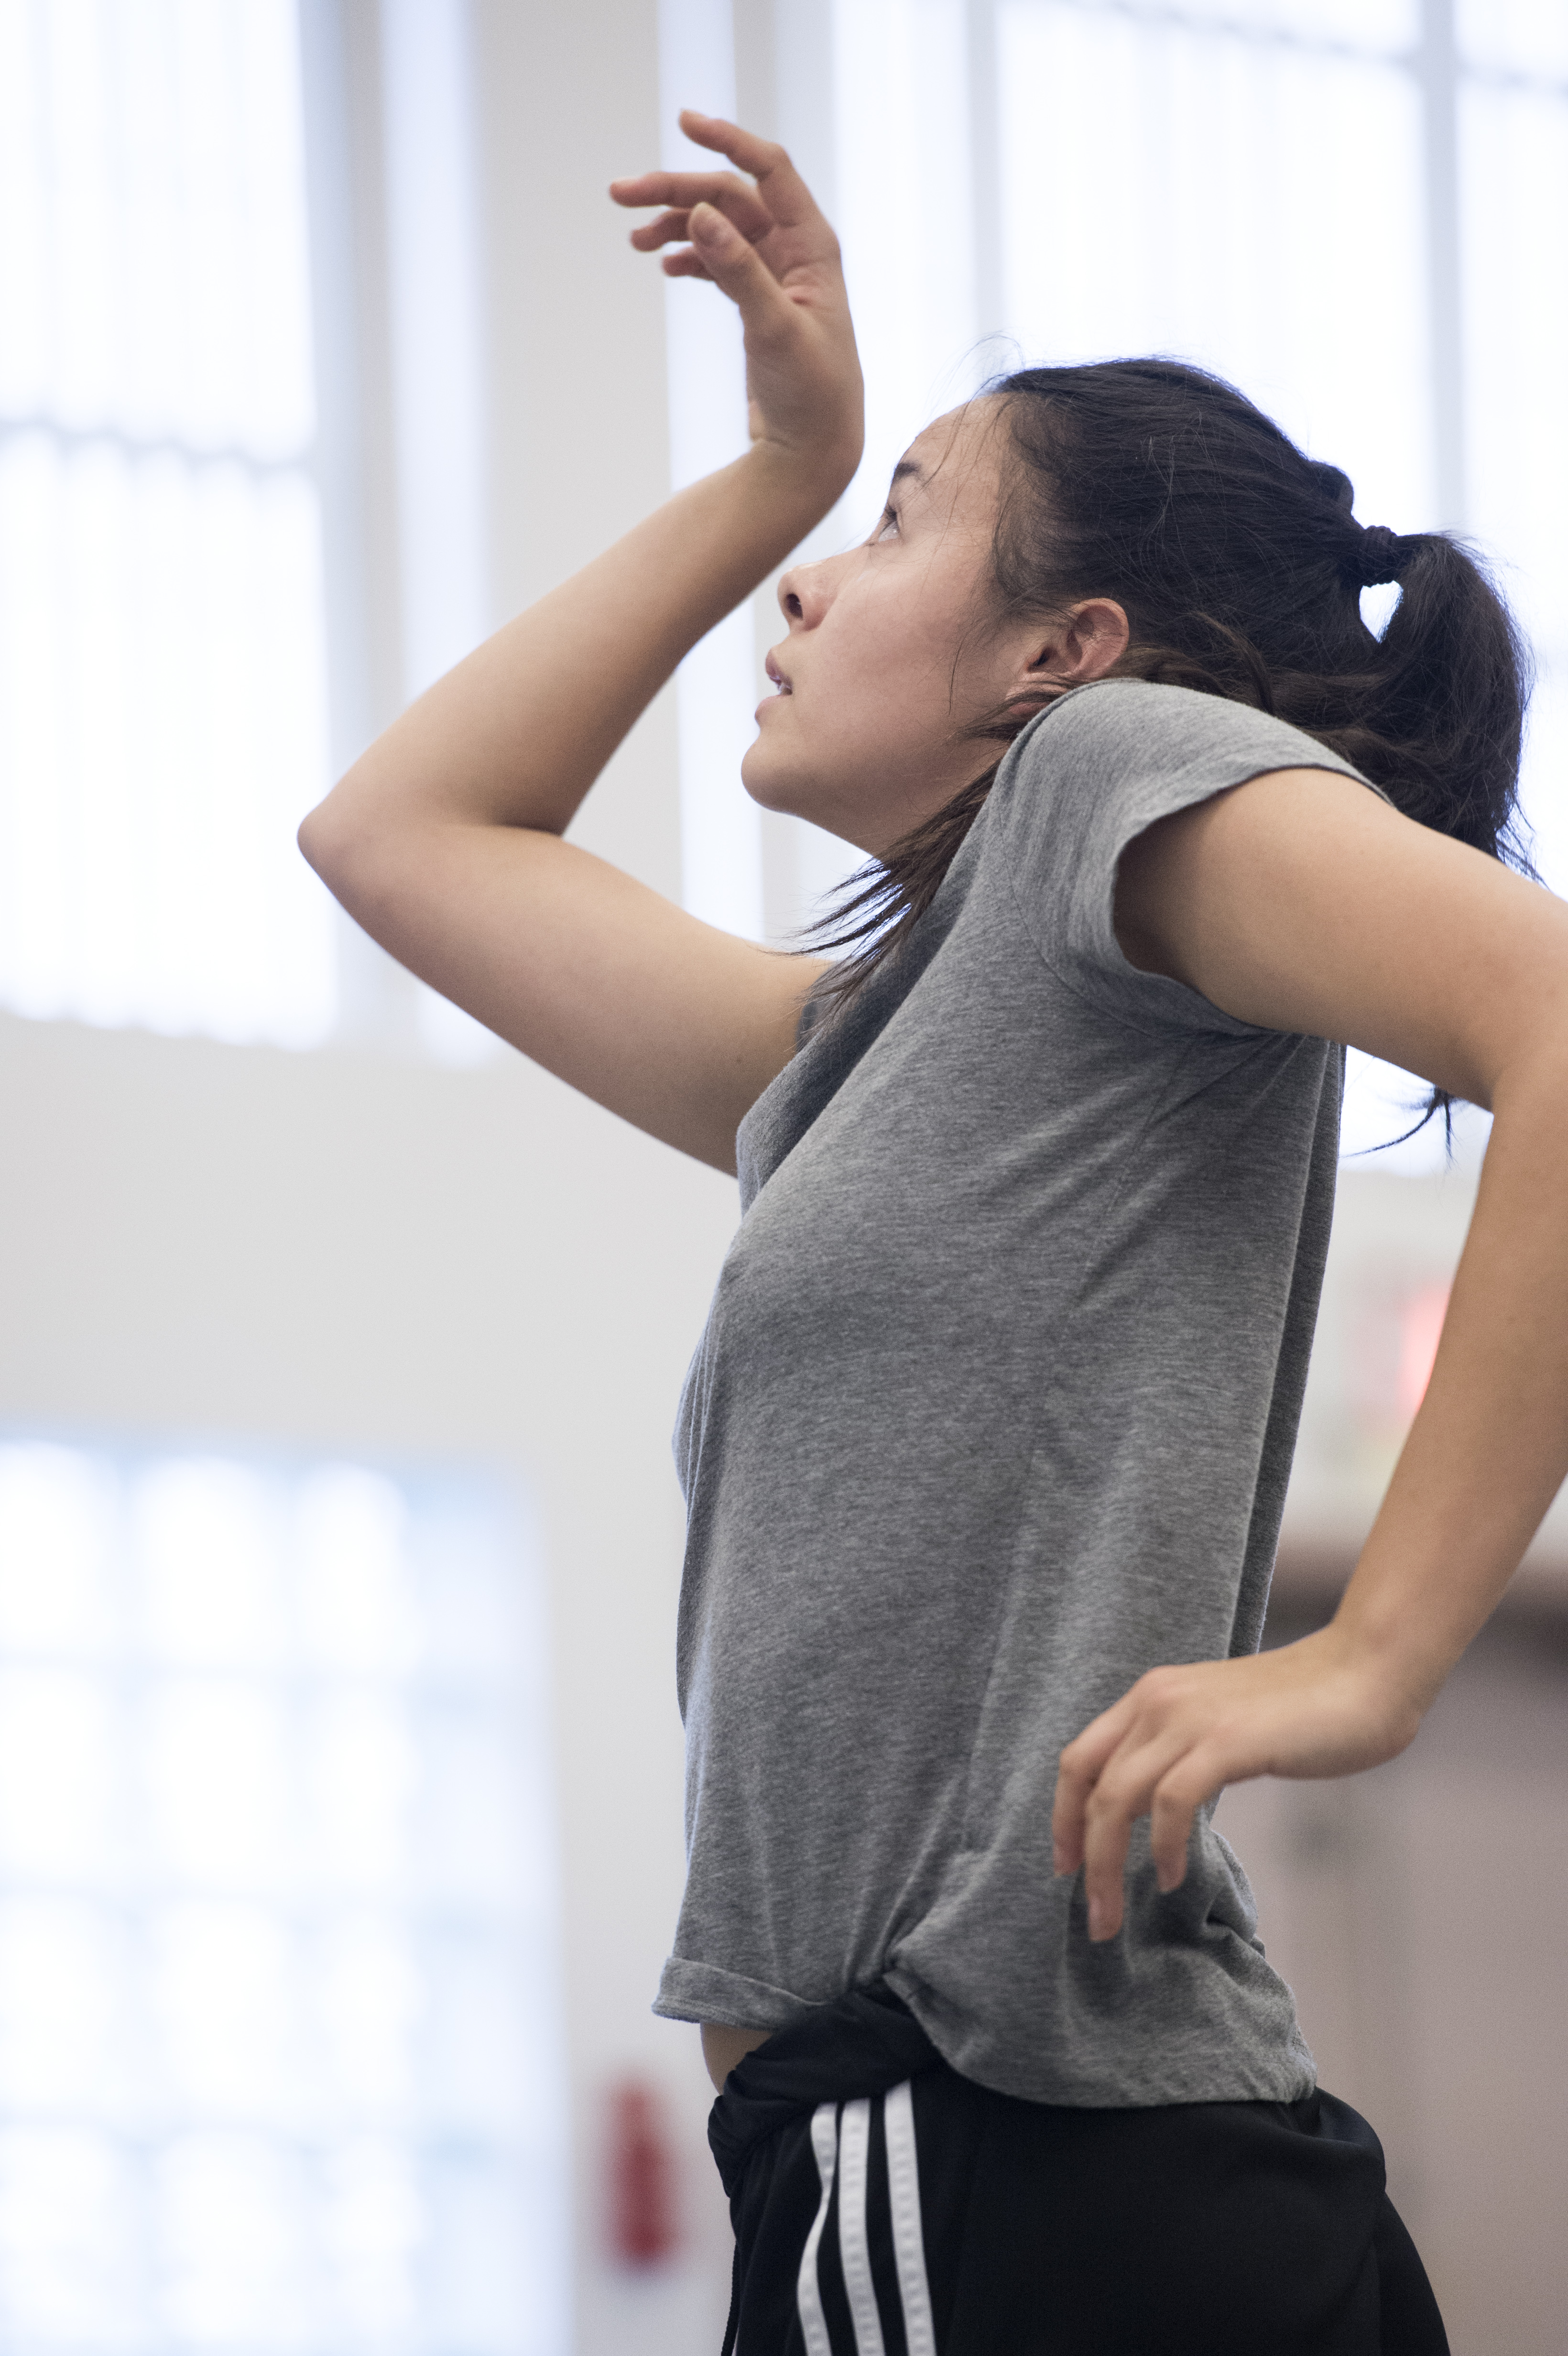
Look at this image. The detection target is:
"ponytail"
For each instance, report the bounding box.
[1327,527,1532,863]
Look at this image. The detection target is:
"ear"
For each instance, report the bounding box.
[1023,598,1131,688]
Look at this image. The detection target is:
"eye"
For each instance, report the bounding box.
[871,505,900,544]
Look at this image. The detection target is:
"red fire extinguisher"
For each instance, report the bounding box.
[607,2076,680,2268]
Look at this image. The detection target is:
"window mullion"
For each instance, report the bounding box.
[1418,0,1467,532]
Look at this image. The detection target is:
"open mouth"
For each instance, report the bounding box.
[764,654,793,695]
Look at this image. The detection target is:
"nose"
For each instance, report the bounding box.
[776,550,846,629]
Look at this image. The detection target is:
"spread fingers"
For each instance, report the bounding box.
[610,170,775,245]
[674,113,824,229]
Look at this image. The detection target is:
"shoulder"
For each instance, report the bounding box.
[1011,679,1368,793]
[984,680,1381,1042]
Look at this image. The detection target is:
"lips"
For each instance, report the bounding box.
[765,653,793,694]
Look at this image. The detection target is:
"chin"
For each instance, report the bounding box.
[740,746,882,851]
[739,748,805,818]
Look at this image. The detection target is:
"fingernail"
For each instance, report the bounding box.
[1088,1898,1107,1941]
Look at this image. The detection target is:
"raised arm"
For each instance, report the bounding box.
[1053,772,1568,1936]
[298,115,863,1173]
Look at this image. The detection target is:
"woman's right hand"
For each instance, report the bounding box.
[610,112,864,505]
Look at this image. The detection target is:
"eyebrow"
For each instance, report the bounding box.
[890,459,925,488]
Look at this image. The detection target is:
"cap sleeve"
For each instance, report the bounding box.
[990,677,1383,1038]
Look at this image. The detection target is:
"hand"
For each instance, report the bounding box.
[610,112,864,499]
[1050,1626,1424,1941]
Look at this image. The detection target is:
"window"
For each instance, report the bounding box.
[0,1439,566,2356]
[0,0,338,1049]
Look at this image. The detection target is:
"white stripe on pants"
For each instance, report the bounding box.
[793,2083,936,2356]
[796,2102,840,2356]
[884,2080,937,2356]
[838,2097,887,2355]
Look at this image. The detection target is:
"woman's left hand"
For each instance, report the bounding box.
[1050,1627,1423,1941]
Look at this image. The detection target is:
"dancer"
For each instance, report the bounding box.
[301,115,1568,2354]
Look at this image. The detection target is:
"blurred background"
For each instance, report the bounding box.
[0,1,1563,2351]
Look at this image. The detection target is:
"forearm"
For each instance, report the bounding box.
[304,442,848,862]
[1055,799,1568,1932]
[1330,1047,1568,1712]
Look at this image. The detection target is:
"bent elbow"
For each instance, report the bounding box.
[297,792,362,902]
[296,801,327,875]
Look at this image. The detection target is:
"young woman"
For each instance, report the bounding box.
[301,116,1568,2355]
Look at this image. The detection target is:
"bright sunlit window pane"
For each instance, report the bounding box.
[1457,0,1568,79]
[1232,0,1417,48]
[831,0,980,516]
[0,1440,566,2356]
[0,0,338,1047]
[1459,72,1568,902]
[996,2,1434,533]
[1460,83,1568,660]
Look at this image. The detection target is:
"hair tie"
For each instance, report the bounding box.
[1356,524,1403,587]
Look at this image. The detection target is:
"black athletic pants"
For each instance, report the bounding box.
[708,1985,1449,2356]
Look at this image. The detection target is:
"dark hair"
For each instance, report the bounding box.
[808,359,1533,1135]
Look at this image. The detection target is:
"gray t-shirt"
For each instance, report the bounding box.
[656,677,1368,2107]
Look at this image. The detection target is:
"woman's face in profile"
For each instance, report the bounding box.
[742,399,1044,857]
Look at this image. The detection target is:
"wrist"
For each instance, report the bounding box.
[743,433,862,526]
[1315,1601,1439,1738]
